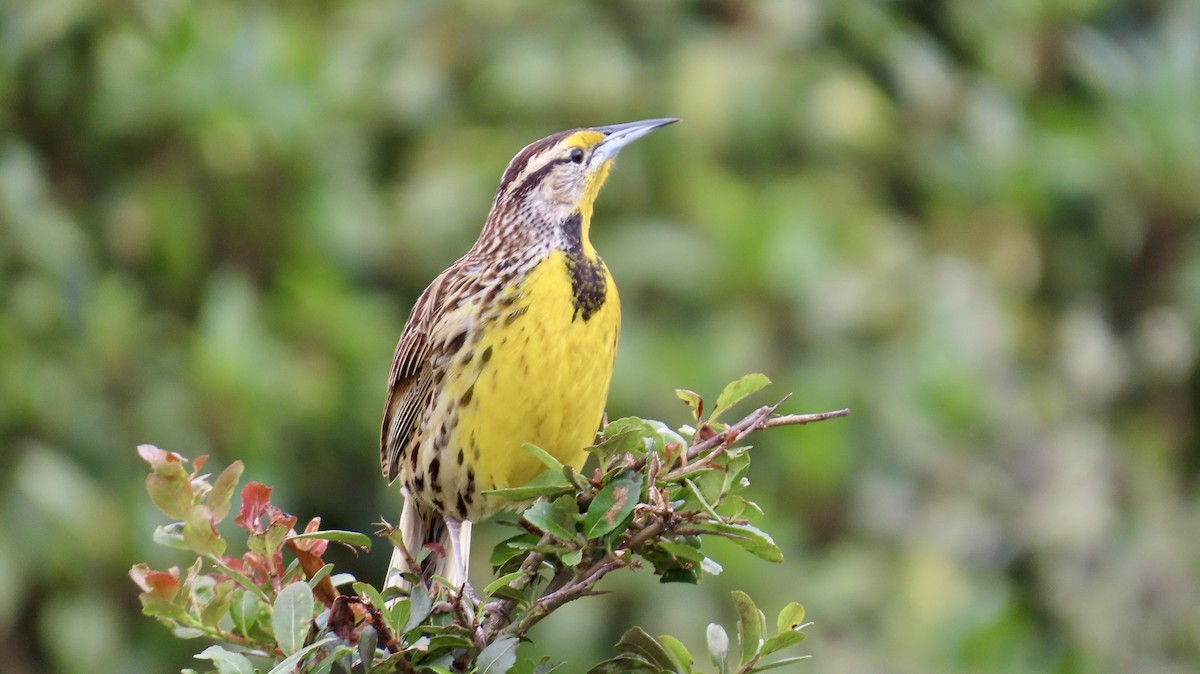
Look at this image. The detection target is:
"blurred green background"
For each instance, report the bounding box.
[3,0,1199,672]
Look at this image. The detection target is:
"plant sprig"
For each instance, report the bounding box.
[131,374,848,673]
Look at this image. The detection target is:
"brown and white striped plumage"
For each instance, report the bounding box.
[380,120,676,590]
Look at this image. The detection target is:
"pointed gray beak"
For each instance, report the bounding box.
[592,118,678,162]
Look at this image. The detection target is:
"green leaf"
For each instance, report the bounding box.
[523,499,578,542]
[747,655,811,672]
[139,445,194,520]
[523,443,564,473]
[388,598,410,636]
[414,658,452,674]
[709,374,771,422]
[272,581,314,655]
[230,589,262,637]
[477,635,520,674]
[306,563,335,593]
[731,591,763,665]
[561,548,583,566]
[358,624,378,668]
[659,568,699,584]
[726,496,764,521]
[426,633,476,653]
[683,479,721,520]
[208,460,244,523]
[616,627,677,672]
[658,634,694,673]
[594,418,663,460]
[759,630,807,658]
[697,523,783,563]
[647,420,687,452]
[403,587,433,634]
[266,637,336,674]
[721,453,751,497]
[265,522,291,557]
[483,571,527,599]
[655,540,704,563]
[195,645,255,674]
[674,389,704,420]
[199,580,235,627]
[585,655,667,674]
[288,529,372,550]
[776,603,805,634]
[583,472,643,539]
[352,582,388,614]
[183,505,226,557]
[310,645,355,674]
[207,555,270,603]
[706,624,729,673]
[533,659,566,674]
[152,522,190,550]
[678,466,723,505]
[489,532,540,571]
[484,469,573,501]
[172,626,205,639]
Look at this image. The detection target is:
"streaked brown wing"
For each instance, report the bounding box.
[380,262,480,482]
[381,271,449,482]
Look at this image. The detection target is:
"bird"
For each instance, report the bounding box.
[380,118,678,592]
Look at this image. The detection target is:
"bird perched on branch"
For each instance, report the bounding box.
[380,118,677,591]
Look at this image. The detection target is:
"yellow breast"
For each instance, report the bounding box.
[453,250,620,516]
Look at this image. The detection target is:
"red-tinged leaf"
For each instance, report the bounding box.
[191,454,208,475]
[288,528,372,551]
[208,460,244,523]
[236,482,273,534]
[137,445,188,474]
[287,518,329,556]
[285,535,339,608]
[675,389,704,421]
[130,563,181,600]
[238,551,273,585]
[139,445,194,519]
[130,564,187,621]
[264,522,293,560]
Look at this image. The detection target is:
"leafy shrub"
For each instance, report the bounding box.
[132,375,846,673]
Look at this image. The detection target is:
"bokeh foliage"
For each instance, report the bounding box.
[2,0,1199,672]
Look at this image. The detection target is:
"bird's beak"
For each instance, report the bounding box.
[592,118,678,162]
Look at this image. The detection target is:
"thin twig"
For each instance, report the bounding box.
[764,408,851,428]
[499,556,627,639]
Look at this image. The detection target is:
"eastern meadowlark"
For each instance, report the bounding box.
[380,118,677,590]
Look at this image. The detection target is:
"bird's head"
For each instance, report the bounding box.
[486,118,677,254]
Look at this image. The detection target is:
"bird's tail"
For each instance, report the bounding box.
[385,497,472,593]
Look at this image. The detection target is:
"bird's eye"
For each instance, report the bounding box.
[568,148,585,164]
